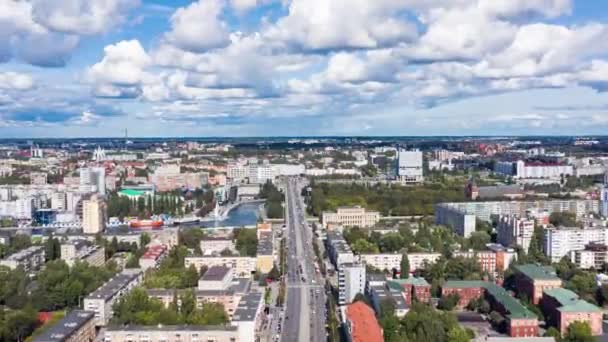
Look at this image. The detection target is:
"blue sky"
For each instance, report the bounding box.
[2,0,608,137]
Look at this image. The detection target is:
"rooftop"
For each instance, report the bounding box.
[118,189,146,197]
[484,283,537,320]
[391,277,430,287]
[200,265,232,281]
[34,310,95,342]
[85,270,141,301]
[515,264,561,281]
[345,301,384,342]
[106,325,237,332]
[3,245,44,262]
[232,292,263,322]
[543,288,601,313]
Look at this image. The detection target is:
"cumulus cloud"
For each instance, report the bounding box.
[164,0,230,52]
[0,72,34,90]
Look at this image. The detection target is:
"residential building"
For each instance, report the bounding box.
[497,215,535,252]
[0,198,34,219]
[541,288,602,336]
[338,262,366,305]
[442,281,539,337]
[30,172,47,185]
[514,264,562,304]
[495,160,573,179]
[391,277,431,305]
[321,206,380,228]
[0,245,45,271]
[82,195,104,234]
[139,244,167,271]
[198,266,234,291]
[200,236,235,255]
[83,270,143,326]
[344,301,384,342]
[80,167,106,194]
[368,282,408,318]
[34,310,96,342]
[231,292,264,342]
[103,326,239,342]
[51,192,67,211]
[454,245,517,276]
[396,149,424,183]
[325,231,355,270]
[185,256,257,277]
[544,227,608,262]
[60,240,105,267]
[256,231,274,274]
[569,243,608,269]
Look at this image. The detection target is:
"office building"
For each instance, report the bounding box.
[544,227,608,262]
[321,206,380,228]
[338,262,366,305]
[0,245,45,271]
[497,215,535,252]
[344,301,384,342]
[60,240,105,267]
[541,288,602,336]
[396,149,424,183]
[84,270,143,326]
[82,195,104,234]
[103,326,239,342]
[34,310,96,342]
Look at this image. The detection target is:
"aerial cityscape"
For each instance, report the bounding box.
[3,1,608,342]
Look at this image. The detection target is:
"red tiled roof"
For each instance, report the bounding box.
[346,302,384,342]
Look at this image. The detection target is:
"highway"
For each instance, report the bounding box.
[281,177,326,342]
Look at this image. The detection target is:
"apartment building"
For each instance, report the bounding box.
[83,270,143,326]
[570,243,608,269]
[391,277,432,305]
[541,288,602,336]
[396,149,424,184]
[198,266,234,290]
[368,282,408,318]
[139,244,167,271]
[34,310,96,342]
[185,256,257,277]
[321,206,380,228]
[338,263,366,306]
[82,195,104,234]
[344,302,384,342]
[60,240,105,267]
[495,160,573,179]
[514,264,562,304]
[0,245,45,271]
[200,236,235,255]
[231,292,264,342]
[103,326,239,342]
[256,231,274,274]
[325,231,355,270]
[497,215,535,252]
[454,245,517,276]
[544,227,608,262]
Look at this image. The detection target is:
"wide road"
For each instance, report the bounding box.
[281,177,326,342]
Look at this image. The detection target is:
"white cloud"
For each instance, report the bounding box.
[164,0,230,52]
[31,0,140,35]
[0,72,34,90]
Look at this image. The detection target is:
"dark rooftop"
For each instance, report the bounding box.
[34,310,95,342]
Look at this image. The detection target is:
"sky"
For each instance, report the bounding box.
[2,0,608,137]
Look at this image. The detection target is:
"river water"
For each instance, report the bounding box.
[199,201,262,228]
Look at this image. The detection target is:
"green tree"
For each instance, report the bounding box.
[351,239,379,254]
[447,327,471,342]
[544,327,562,340]
[140,233,151,248]
[564,321,596,342]
[400,252,410,278]
[438,294,460,311]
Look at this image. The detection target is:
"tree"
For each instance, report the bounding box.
[564,321,596,342]
[182,265,200,288]
[44,237,61,261]
[544,327,561,340]
[140,233,151,248]
[400,252,410,278]
[447,327,471,342]
[466,231,491,250]
[267,265,280,281]
[438,294,460,311]
[351,239,379,254]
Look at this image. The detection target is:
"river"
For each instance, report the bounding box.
[199,201,262,228]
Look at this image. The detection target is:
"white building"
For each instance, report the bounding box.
[544,227,608,262]
[495,160,573,179]
[0,198,34,219]
[231,292,264,342]
[51,192,67,211]
[497,215,535,252]
[82,196,104,234]
[80,167,106,194]
[248,163,273,184]
[84,270,143,326]
[104,326,239,342]
[359,252,442,273]
[338,263,366,306]
[197,265,234,291]
[321,206,380,228]
[396,149,424,183]
[325,231,355,270]
[185,256,257,277]
[0,245,45,271]
[60,240,105,267]
[200,237,235,255]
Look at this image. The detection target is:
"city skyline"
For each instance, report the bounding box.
[2,0,608,137]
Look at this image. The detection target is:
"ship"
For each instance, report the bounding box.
[172,216,201,225]
[129,219,163,229]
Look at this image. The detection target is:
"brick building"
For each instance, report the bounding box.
[391,277,431,305]
[541,288,603,336]
[514,264,562,304]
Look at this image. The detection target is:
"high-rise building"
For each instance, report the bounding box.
[544,227,608,262]
[338,262,366,305]
[82,195,104,234]
[396,149,424,183]
[601,172,608,218]
[80,167,106,194]
[51,192,67,211]
[497,215,535,252]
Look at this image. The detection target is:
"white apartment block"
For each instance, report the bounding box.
[0,198,34,220]
[248,163,273,184]
[185,256,257,277]
[497,215,535,252]
[495,160,573,179]
[103,326,239,342]
[82,196,104,234]
[359,252,442,273]
[544,227,608,262]
[80,167,106,194]
[84,270,143,326]
[396,149,424,183]
[200,237,235,255]
[321,206,380,228]
[51,192,67,211]
[60,240,105,267]
[338,263,366,306]
[0,245,45,272]
[569,244,608,269]
[325,231,355,270]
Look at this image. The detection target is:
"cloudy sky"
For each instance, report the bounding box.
[1,0,608,137]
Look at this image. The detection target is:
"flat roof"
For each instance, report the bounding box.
[391,277,429,287]
[231,292,263,322]
[515,264,561,281]
[200,265,231,281]
[3,245,44,262]
[544,288,601,313]
[256,232,273,256]
[34,310,95,342]
[106,325,237,332]
[85,270,141,302]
